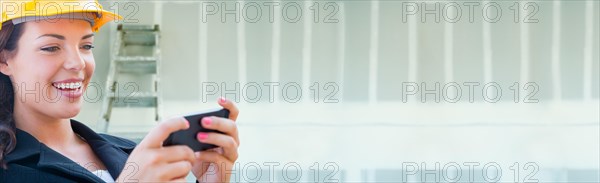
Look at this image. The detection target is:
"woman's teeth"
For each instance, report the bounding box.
[53,82,82,90]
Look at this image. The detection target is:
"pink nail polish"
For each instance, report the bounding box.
[202,117,212,126]
[219,97,227,103]
[197,133,208,140]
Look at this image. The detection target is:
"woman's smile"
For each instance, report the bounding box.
[51,78,84,99]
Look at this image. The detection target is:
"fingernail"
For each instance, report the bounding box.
[219,97,227,103]
[202,117,212,126]
[197,133,208,140]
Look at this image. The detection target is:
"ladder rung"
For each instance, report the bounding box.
[115,56,157,61]
[108,92,158,108]
[119,45,156,56]
[109,92,157,98]
[123,33,157,46]
[116,62,157,74]
[118,24,159,31]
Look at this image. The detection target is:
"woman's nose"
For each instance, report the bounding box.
[63,49,86,71]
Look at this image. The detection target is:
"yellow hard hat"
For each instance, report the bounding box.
[0,0,122,32]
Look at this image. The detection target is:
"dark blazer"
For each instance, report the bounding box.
[0,119,137,182]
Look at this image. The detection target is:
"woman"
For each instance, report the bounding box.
[0,0,240,182]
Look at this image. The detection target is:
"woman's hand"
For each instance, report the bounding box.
[116,117,196,182]
[192,97,240,182]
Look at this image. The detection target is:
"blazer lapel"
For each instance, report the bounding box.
[7,120,135,182]
[8,128,104,182]
[71,120,133,180]
[84,137,130,180]
[37,145,106,182]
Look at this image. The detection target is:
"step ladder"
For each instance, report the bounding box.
[98,24,161,133]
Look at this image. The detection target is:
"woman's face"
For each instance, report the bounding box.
[1,19,95,119]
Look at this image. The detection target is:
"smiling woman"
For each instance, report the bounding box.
[8,18,96,117]
[0,1,240,183]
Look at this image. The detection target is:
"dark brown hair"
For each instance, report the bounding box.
[0,21,25,169]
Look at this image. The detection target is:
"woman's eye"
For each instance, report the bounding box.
[41,46,60,52]
[81,45,95,50]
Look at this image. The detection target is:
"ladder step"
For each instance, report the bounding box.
[119,24,159,46]
[123,33,157,46]
[115,56,157,74]
[115,56,157,61]
[119,45,156,57]
[118,24,159,31]
[108,92,158,108]
[116,63,156,74]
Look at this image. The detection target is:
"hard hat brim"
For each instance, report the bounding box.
[73,9,123,32]
[1,1,123,32]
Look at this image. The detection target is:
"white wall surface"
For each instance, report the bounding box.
[73,1,599,182]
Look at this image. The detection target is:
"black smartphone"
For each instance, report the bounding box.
[163,108,230,151]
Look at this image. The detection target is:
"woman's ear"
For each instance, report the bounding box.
[0,61,12,76]
[0,52,12,76]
